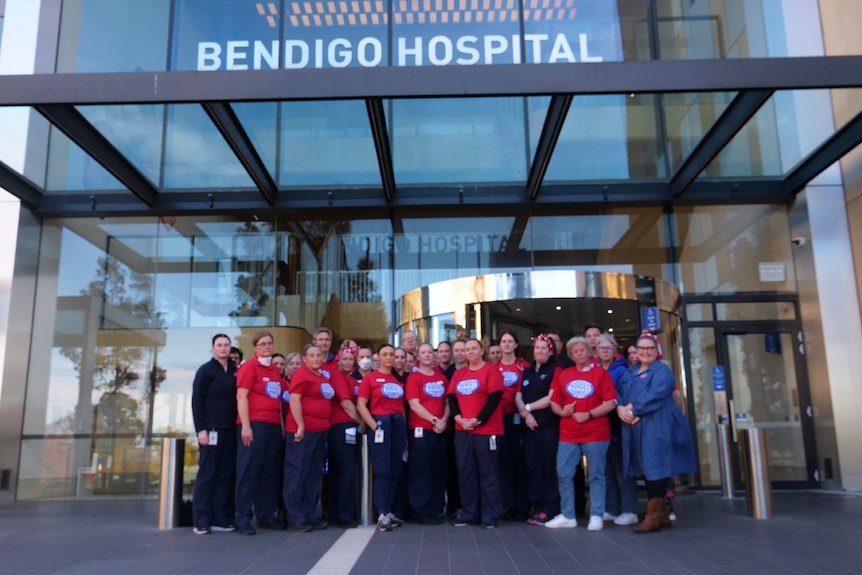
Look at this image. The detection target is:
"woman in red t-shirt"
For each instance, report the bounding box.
[356,344,406,532]
[235,330,286,535]
[497,331,531,521]
[405,342,450,524]
[448,338,505,528]
[546,337,617,531]
[283,344,333,532]
[327,347,363,527]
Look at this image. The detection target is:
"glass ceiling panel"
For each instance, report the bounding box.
[389,98,530,185]
[1,107,45,188]
[701,89,859,178]
[77,104,165,185]
[663,92,736,173]
[542,93,663,181]
[163,104,254,189]
[279,100,380,187]
[45,126,126,193]
[233,102,278,180]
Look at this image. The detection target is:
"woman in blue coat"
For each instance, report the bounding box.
[617,333,695,533]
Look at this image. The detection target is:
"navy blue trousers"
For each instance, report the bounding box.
[283,430,327,526]
[407,428,447,520]
[192,427,236,528]
[235,422,282,527]
[369,413,406,516]
[522,425,560,517]
[327,422,359,524]
[499,414,529,515]
[454,431,501,525]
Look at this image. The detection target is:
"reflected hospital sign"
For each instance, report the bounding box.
[197,32,603,69]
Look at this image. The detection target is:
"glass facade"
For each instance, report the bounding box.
[17,203,802,498]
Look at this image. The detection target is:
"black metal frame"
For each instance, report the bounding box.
[1,56,861,217]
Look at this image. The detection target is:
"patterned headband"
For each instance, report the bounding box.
[638,332,663,360]
[535,334,556,356]
[335,346,358,362]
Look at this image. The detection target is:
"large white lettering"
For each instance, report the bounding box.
[194,32,606,70]
[226,41,249,70]
[428,36,452,66]
[198,42,221,70]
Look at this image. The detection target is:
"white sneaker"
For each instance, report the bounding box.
[601,512,617,521]
[587,516,604,531]
[544,514,576,529]
[377,513,392,532]
[669,512,677,522]
[614,512,639,526]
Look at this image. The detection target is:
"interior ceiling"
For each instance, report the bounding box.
[487,297,643,344]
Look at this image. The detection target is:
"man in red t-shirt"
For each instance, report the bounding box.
[448,339,504,528]
[546,337,617,531]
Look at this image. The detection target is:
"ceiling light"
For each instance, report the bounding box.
[607,309,613,314]
[555,305,562,311]
[515,307,521,312]
[608,328,614,332]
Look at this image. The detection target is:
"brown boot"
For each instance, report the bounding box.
[659,499,672,528]
[633,498,663,534]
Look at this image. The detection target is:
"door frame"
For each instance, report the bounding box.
[682,294,820,489]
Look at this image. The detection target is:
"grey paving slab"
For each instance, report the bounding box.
[1,491,861,574]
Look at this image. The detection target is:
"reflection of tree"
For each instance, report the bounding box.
[58,255,165,493]
[229,221,273,319]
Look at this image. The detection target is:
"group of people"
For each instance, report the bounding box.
[190,325,696,536]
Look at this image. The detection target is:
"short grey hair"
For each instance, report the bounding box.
[566,336,590,355]
[597,332,618,349]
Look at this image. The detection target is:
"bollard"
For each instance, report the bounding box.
[359,432,373,526]
[742,428,773,519]
[158,438,185,529]
[716,422,736,499]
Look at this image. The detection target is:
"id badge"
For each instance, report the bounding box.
[208,430,219,446]
[345,427,357,445]
[512,413,521,425]
[489,435,497,451]
[414,427,424,439]
[374,426,385,444]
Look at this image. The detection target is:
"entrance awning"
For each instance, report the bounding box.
[1,56,862,218]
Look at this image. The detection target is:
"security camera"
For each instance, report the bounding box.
[791,237,807,247]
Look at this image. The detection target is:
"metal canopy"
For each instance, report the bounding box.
[0,56,861,218]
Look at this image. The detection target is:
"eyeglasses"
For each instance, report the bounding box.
[596,346,615,352]
[255,341,274,347]
[636,346,657,352]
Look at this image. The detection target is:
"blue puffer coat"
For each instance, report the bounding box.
[617,361,696,480]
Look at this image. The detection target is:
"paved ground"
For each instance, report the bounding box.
[1,490,860,574]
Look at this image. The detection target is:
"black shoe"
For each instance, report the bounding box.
[193,525,211,535]
[387,512,403,528]
[258,519,285,530]
[235,523,256,536]
[311,519,328,530]
[480,521,498,529]
[333,520,359,529]
[453,515,470,527]
[290,523,313,532]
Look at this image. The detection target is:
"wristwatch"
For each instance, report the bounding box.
[525,403,532,412]
[588,411,594,420]
[431,417,438,425]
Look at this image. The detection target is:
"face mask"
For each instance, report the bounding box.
[358,357,372,370]
[258,356,272,367]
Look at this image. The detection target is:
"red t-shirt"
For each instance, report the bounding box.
[285,366,333,433]
[448,362,504,436]
[320,358,338,378]
[236,357,286,425]
[551,364,617,443]
[405,370,448,430]
[497,358,529,414]
[330,369,358,426]
[357,370,405,416]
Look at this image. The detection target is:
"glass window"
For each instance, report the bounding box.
[56,0,171,72]
[172,0,280,71]
[280,100,380,186]
[524,208,670,280]
[45,126,126,192]
[685,303,713,322]
[162,105,254,189]
[522,0,625,64]
[675,205,796,294]
[687,326,719,487]
[542,93,662,181]
[390,98,529,184]
[715,301,797,322]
